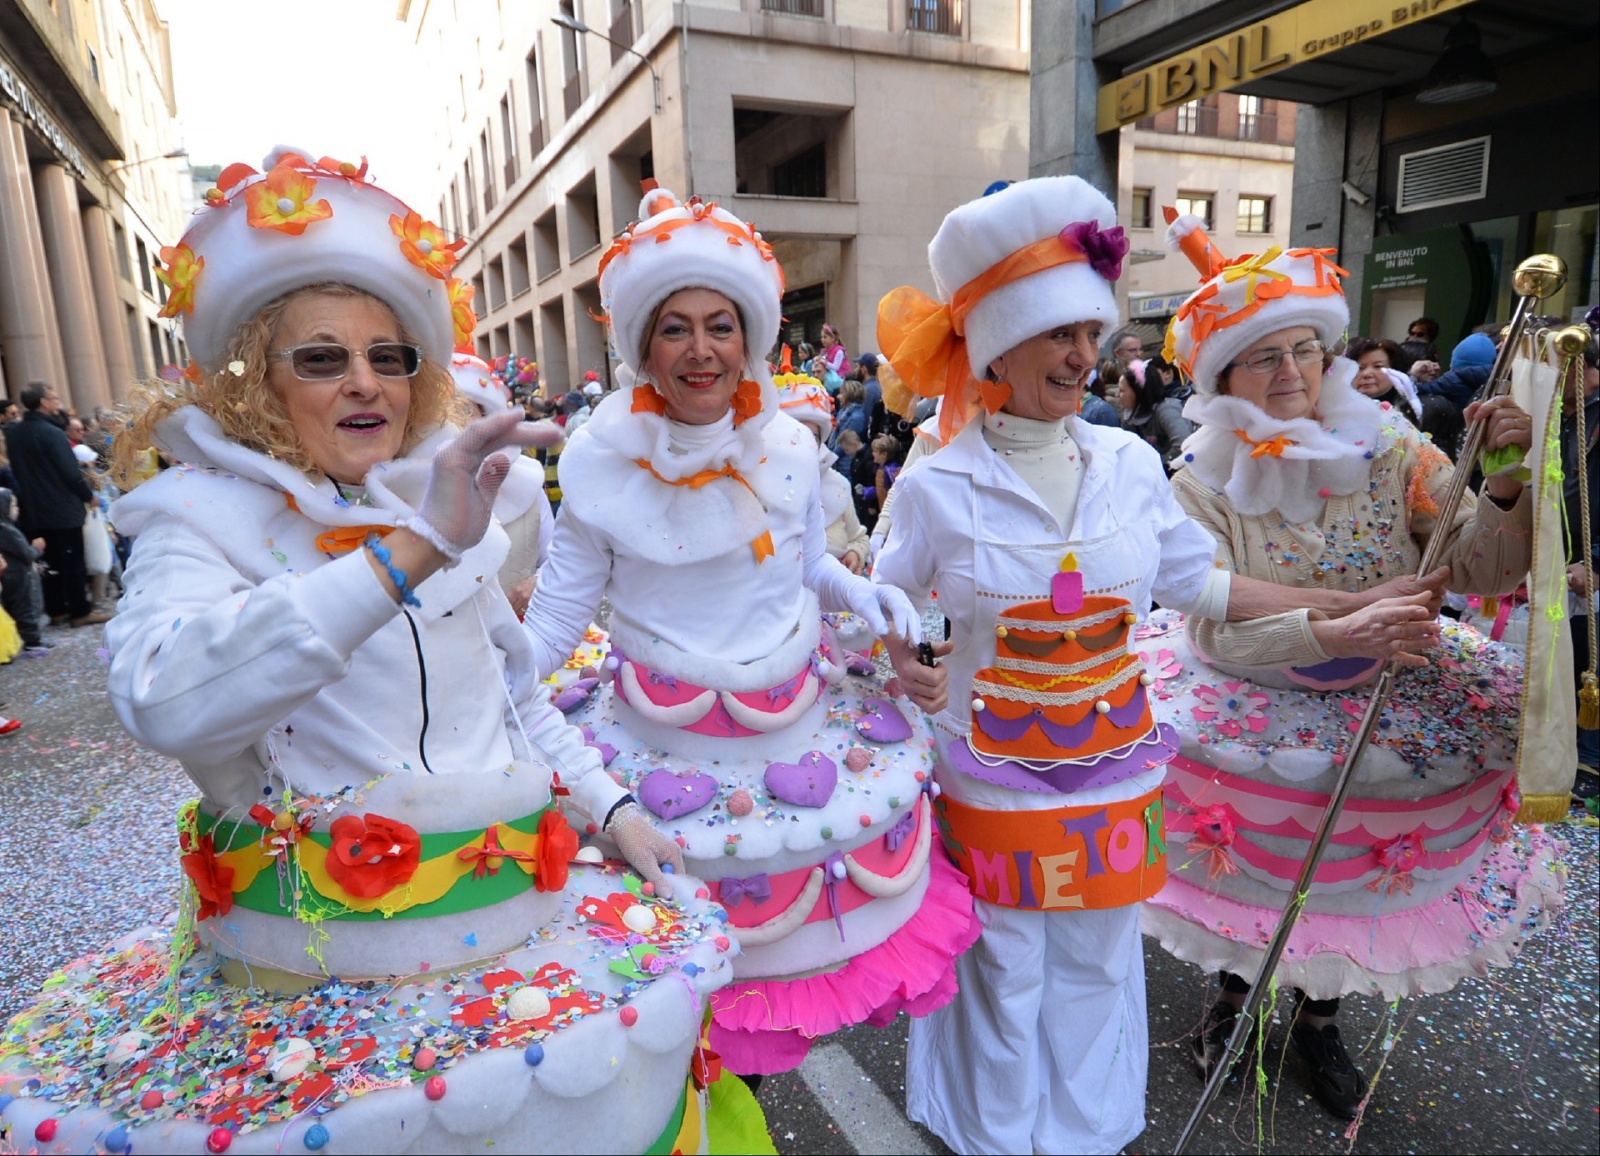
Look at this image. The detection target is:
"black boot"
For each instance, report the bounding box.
[1289,1002,1369,1118]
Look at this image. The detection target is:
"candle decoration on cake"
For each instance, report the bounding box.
[1051,553,1084,614]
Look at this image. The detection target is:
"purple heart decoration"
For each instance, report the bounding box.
[845,652,877,676]
[552,677,600,714]
[579,724,618,766]
[763,752,839,809]
[637,768,718,819]
[855,697,913,744]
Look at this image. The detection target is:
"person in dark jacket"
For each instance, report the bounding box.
[2,383,105,626]
[0,487,48,653]
[1418,331,1496,411]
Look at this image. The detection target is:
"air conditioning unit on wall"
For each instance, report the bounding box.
[1396,136,1491,213]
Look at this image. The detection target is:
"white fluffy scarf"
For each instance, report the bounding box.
[1178,357,1385,524]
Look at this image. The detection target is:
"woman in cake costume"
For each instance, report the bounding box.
[522,186,979,1076]
[1139,210,1561,1118]
[871,176,1444,1155]
[0,151,737,1155]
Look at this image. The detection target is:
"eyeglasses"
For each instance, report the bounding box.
[1224,340,1326,377]
[271,342,422,381]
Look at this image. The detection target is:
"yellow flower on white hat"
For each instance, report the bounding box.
[448,278,477,347]
[244,157,333,236]
[155,243,203,318]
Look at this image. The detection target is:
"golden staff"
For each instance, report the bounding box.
[1174,253,1570,1154]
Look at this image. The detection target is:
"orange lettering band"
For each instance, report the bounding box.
[935,787,1166,911]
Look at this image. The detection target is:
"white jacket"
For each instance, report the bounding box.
[106,406,624,823]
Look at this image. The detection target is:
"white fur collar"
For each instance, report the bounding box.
[1177,358,1387,524]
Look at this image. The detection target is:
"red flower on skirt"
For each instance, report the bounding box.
[180,831,236,921]
[536,810,578,892]
[324,813,422,899]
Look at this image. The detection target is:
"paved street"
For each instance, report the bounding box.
[3,621,1595,1155]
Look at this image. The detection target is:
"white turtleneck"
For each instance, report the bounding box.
[664,410,736,458]
[981,409,1083,534]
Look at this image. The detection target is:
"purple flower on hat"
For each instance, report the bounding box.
[1060,220,1130,283]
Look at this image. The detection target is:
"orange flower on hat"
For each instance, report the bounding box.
[447,277,477,346]
[390,211,464,280]
[314,155,369,182]
[245,161,333,236]
[155,243,203,318]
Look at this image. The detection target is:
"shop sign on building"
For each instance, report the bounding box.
[1128,291,1193,320]
[0,53,90,179]
[1098,0,1480,132]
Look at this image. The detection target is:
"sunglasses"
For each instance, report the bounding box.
[271,342,422,381]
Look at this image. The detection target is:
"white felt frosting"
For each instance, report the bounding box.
[928,176,1121,378]
[1176,358,1389,523]
[172,148,456,370]
[0,863,732,1155]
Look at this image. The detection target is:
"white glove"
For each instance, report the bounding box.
[847,580,922,644]
[606,802,687,900]
[407,411,558,563]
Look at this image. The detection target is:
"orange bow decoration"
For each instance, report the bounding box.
[632,458,775,563]
[456,824,539,881]
[1235,430,1297,459]
[283,493,395,554]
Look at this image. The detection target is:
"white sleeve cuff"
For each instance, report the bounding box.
[1183,567,1231,622]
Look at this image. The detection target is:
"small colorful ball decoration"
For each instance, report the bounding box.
[523,1042,546,1067]
[304,1122,331,1151]
[206,1126,233,1153]
[618,1005,639,1027]
[424,1075,448,1101]
[35,1119,59,1143]
[412,1047,438,1072]
[104,1123,132,1154]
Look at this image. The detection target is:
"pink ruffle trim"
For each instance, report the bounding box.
[709,852,980,1075]
[1141,828,1564,1002]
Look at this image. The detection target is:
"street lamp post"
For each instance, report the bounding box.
[551,12,662,114]
[104,148,189,178]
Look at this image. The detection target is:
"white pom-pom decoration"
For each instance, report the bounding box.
[574,845,605,864]
[621,904,657,934]
[1095,700,1111,714]
[268,1037,316,1083]
[971,697,986,712]
[507,986,552,1021]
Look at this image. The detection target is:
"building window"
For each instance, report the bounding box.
[500,92,519,186]
[112,220,131,281]
[464,159,479,232]
[1174,97,1218,136]
[762,0,824,14]
[450,179,463,238]
[135,237,152,294]
[908,0,961,35]
[608,0,642,63]
[87,46,99,86]
[1130,188,1153,230]
[559,1,585,119]
[1237,95,1279,142]
[526,48,546,155]
[1175,194,1213,230]
[480,130,496,214]
[774,143,827,199]
[1237,196,1272,234]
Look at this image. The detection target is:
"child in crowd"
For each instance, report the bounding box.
[0,487,50,657]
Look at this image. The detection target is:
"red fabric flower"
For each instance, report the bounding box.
[180,832,236,921]
[535,810,578,893]
[323,813,421,900]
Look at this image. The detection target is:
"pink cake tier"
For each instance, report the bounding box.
[560,627,978,1074]
[0,862,734,1154]
[1133,609,1563,1000]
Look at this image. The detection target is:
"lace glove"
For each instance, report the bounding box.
[406,411,559,564]
[846,579,922,644]
[605,800,686,900]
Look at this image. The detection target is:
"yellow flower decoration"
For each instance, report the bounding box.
[244,161,333,236]
[155,243,203,318]
[390,212,464,280]
[448,278,477,347]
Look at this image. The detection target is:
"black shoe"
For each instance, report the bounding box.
[1573,766,1599,803]
[1191,1000,1260,1079]
[1289,1017,1369,1119]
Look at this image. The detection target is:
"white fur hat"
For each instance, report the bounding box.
[1162,209,1350,394]
[774,374,834,438]
[158,148,468,372]
[929,176,1124,378]
[450,348,512,413]
[599,186,785,374]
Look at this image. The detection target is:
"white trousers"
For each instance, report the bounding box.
[906,900,1147,1155]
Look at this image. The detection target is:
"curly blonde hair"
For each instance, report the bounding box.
[112,283,471,488]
